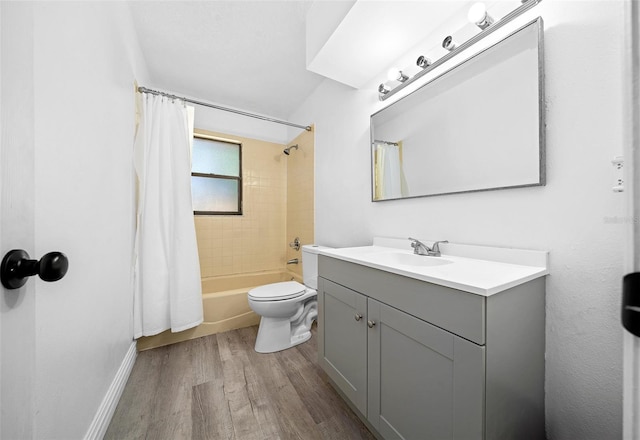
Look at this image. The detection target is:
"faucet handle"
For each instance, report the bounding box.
[289,237,301,251]
[408,237,429,255]
[431,240,449,256]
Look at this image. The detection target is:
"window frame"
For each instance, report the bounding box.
[192,133,243,216]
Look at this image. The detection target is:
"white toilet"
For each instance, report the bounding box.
[248,245,326,353]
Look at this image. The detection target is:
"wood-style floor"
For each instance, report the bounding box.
[105,325,375,440]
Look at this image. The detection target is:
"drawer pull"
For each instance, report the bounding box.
[367,320,376,328]
[354,313,363,321]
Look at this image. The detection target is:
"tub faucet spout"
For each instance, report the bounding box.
[287,258,299,265]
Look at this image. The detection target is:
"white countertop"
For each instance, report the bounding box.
[317,238,549,296]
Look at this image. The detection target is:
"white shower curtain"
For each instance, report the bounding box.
[374,143,406,199]
[133,93,203,338]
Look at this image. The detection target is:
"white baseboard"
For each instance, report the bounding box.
[84,341,137,440]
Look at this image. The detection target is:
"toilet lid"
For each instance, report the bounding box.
[248,281,306,301]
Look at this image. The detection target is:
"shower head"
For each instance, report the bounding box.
[283,144,299,155]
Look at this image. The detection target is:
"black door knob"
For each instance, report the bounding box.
[623,272,640,337]
[1,249,69,290]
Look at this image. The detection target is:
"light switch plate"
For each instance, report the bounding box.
[612,156,624,192]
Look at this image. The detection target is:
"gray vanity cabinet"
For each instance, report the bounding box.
[317,278,368,414]
[318,279,484,440]
[317,255,545,440]
[367,299,484,440]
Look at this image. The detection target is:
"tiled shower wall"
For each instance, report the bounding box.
[194,128,314,279]
[194,129,287,278]
[286,127,315,278]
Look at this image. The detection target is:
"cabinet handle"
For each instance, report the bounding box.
[354,313,363,321]
[367,320,376,328]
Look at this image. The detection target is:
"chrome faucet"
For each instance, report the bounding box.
[408,238,449,257]
[408,237,430,255]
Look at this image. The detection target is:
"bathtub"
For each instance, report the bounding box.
[137,270,300,351]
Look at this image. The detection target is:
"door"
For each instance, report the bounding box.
[0,2,37,438]
[367,299,485,440]
[624,1,640,438]
[317,278,368,415]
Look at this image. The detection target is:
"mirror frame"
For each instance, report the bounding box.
[370,17,545,202]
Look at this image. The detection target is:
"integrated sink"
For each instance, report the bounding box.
[373,252,453,267]
[317,237,550,296]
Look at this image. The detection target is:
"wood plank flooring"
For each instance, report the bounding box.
[105,325,375,440]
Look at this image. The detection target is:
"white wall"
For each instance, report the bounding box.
[28,2,149,438]
[291,1,626,439]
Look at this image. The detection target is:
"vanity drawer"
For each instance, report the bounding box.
[319,255,486,345]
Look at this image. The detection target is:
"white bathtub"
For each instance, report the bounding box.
[137,270,300,350]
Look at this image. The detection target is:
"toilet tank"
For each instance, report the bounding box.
[301,245,330,289]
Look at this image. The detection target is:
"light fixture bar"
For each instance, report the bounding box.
[380,0,541,101]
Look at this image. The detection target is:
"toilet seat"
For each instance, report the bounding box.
[248,281,306,301]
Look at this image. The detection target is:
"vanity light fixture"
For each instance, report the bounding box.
[377,0,541,101]
[442,36,457,51]
[468,2,494,30]
[416,55,432,69]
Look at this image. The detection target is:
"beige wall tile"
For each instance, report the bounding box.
[194,129,289,278]
[285,127,315,278]
[193,127,315,279]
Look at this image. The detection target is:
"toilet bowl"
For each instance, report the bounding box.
[248,245,327,353]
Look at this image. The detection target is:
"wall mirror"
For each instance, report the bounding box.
[371,18,544,201]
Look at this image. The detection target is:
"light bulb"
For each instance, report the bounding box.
[467,2,494,30]
[378,83,390,95]
[467,2,487,23]
[387,68,400,82]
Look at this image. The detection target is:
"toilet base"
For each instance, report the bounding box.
[255,324,311,353]
[253,298,317,353]
[254,317,314,353]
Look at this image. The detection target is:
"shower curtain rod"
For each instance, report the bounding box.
[373,139,399,146]
[137,86,312,132]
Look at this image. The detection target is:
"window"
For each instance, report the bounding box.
[191,134,242,215]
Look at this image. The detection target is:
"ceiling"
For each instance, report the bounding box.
[306,1,470,89]
[128,0,324,120]
[128,1,473,120]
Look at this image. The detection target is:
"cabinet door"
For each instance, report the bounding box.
[367,299,485,440]
[318,278,369,415]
